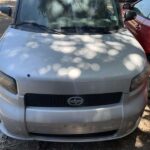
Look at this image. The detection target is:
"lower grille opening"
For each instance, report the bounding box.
[30,130,117,138]
[25,92,122,107]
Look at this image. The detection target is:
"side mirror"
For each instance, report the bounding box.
[0,6,12,17]
[123,3,132,10]
[124,10,137,21]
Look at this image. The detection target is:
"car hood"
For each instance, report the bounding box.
[0,27,147,94]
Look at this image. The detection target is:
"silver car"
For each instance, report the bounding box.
[0,0,149,142]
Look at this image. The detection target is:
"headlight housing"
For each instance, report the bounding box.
[0,71,17,94]
[130,66,150,91]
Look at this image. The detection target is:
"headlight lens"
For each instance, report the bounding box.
[0,71,17,94]
[130,66,150,91]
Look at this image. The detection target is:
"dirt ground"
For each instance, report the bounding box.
[0,2,150,150]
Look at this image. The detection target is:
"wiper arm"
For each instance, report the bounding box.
[15,22,62,34]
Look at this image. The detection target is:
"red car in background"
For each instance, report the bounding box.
[123,0,150,60]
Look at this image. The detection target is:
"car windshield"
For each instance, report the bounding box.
[18,0,121,33]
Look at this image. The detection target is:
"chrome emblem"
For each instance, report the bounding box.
[67,97,84,106]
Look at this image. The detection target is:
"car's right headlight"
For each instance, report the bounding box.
[0,71,17,94]
[130,66,150,92]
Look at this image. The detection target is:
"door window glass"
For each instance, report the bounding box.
[134,0,150,19]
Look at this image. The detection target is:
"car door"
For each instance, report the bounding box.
[125,0,150,54]
[139,13,150,55]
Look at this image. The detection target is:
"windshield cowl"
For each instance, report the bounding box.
[14,22,120,34]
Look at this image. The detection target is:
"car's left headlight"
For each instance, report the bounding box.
[0,71,17,94]
[130,65,150,92]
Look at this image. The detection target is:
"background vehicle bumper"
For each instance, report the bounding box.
[0,85,147,142]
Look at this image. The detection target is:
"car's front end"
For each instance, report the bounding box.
[0,86,147,142]
[0,0,149,142]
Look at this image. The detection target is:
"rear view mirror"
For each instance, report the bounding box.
[124,10,137,21]
[0,6,12,17]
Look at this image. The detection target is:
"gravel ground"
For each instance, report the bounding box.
[0,1,14,36]
[0,3,150,149]
[0,13,12,37]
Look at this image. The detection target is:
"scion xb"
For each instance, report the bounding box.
[0,0,149,142]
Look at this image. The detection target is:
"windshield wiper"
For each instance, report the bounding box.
[14,22,62,34]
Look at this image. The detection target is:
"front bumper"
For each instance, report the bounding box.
[0,85,147,142]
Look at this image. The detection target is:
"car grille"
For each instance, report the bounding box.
[25,92,122,107]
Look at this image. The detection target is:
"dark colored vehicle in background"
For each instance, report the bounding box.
[124,0,150,61]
